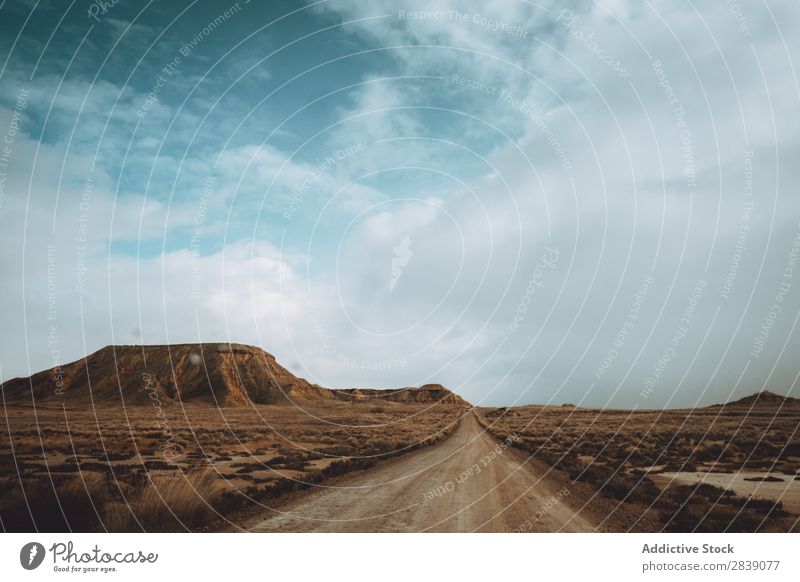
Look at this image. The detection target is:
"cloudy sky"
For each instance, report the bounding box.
[0,0,798,407]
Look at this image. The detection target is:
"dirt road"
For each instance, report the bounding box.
[250,412,600,532]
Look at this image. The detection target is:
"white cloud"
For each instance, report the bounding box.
[2,1,800,408]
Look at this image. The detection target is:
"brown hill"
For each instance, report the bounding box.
[0,343,336,406]
[714,390,800,409]
[335,384,469,406]
[1,344,468,408]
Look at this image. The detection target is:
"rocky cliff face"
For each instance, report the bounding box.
[1,344,468,407]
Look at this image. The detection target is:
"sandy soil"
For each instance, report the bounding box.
[250,413,611,532]
[650,471,800,514]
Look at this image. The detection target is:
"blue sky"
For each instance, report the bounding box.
[1,0,799,407]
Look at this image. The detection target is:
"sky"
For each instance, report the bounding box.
[0,0,799,408]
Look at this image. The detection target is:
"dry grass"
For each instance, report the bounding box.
[476,404,800,532]
[1,401,463,531]
[101,471,223,532]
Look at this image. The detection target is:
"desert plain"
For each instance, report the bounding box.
[1,343,798,532]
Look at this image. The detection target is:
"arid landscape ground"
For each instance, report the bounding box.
[476,394,800,532]
[1,344,798,532]
[1,401,463,532]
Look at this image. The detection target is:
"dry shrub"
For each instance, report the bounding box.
[102,470,223,532]
[649,483,788,532]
